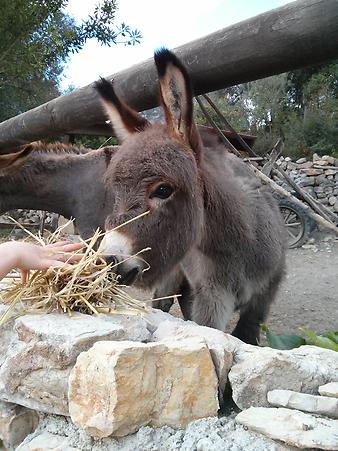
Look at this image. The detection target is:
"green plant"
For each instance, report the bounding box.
[261,324,338,351]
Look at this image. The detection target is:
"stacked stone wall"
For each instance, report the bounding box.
[276,154,338,213]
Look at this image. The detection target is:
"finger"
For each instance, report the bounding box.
[46,241,72,249]
[64,253,84,263]
[53,242,85,254]
[60,242,85,252]
[46,251,83,263]
[20,269,29,284]
[42,260,72,269]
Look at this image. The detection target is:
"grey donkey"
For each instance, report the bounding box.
[95,48,287,344]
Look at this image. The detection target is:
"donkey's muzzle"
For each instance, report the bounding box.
[118,266,141,285]
[104,255,141,286]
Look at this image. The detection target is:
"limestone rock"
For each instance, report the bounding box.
[0,400,39,450]
[152,320,234,401]
[299,176,315,187]
[316,159,331,166]
[229,345,338,410]
[333,201,338,213]
[319,382,338,398]
[16,412,296,451]
[267,389,338,418]
[322,155,336,165]
[16,431,81,451]
[0,311,150,415]
[287,161,298,170]
[301,168,324,176]
[68,338,219,438]
[143,307,183,333]
[236,407,338,450]
[297,161,313,169]
[326,169,338,176]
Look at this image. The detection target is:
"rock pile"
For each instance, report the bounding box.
[276,154,338,213]
[0,209,57,229]
[0,299,337,450]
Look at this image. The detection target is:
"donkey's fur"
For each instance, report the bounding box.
[95,49,286,344]
[0,142,117,238]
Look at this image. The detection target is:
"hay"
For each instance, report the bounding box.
[0,214,154,326]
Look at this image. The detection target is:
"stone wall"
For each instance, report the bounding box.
[276,153,338,213]
[0,210,57,228]
[0,300,337,450]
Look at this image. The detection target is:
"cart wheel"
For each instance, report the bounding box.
[278,199,314,249]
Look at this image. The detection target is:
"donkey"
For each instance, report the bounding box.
[0,130,236,233]
[0,142,117,238]
[95,48,287,344]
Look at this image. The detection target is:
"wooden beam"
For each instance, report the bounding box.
[201,94,259,157]
[0,0,338,153]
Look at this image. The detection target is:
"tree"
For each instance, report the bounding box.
[194,86,250,132]
[284,62,338,157]
[0,0,141,121]
[194,61,338,158]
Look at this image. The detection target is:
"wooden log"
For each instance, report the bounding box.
[249,165,338,236]
[202,94,259,157]
[261,139,283,176]
[1,0,338,153]
[195,97,242,158]
[273,166,338,224]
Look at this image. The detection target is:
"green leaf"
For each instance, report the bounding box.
[324,331,338,345]
[301,329,338,352]
[260,324,306,350]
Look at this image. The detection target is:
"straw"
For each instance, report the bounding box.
[0,213,158,326]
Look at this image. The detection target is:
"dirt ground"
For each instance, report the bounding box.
[168,233,338,337]
[267,234,338,335]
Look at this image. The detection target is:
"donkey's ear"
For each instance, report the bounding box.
[154,48,202,160]
[0,144,33,171]
[94,78,149,142]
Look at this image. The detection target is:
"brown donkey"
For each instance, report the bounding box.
[95,49,286,344]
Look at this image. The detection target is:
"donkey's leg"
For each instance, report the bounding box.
[153,274,193,320]
[191,285,236,331]
[176,276,193,320]
[152,292,174,313]
[232,273,283,345]
[152,270,184,313]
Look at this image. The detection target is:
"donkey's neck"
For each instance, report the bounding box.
[199,152,253,255]
[0,149,109,237]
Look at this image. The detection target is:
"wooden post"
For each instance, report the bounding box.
[195,97,242,158]
[202,94,259,157]
[0,0,338,153]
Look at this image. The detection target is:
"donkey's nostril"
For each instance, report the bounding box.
[118,266,140,286]
[104,255,118,266]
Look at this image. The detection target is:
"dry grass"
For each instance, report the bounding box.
[0,214,155,326]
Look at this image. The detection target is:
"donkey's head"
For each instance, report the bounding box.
[95,49,204,287]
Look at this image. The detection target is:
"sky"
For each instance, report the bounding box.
[61,0,293,90]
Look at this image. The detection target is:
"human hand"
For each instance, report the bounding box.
[0,240,85,283]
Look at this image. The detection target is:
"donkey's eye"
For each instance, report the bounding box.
[150,184,174,200]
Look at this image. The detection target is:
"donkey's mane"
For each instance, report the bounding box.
[0,141,117,190]
[28,141,90,155]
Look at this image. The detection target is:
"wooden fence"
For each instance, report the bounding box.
[0,0,338,153]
